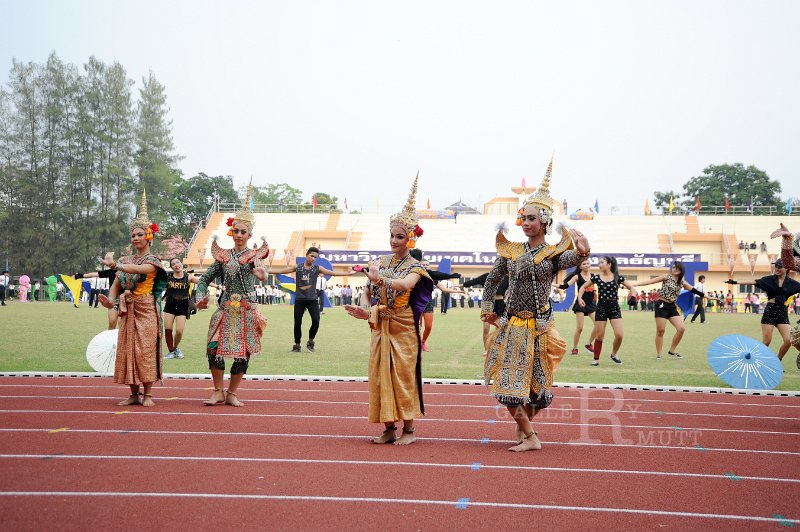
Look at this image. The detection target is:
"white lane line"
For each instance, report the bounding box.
[1,384,798,409]
[1,453,798,484]
[0,491,796,524]
[0,400,796,422]
[1,427,798,456]
[0,404,798,436]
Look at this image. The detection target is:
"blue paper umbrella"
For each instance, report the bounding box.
[707,334,783,390]
[675,290,695,317]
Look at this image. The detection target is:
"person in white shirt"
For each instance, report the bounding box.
[689,275,706,323]
[0,270,9,306]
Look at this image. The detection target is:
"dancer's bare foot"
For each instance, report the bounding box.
[203,389,226,406]
[141,394,155,407]
[371,426,396,444]
[509,431,542,452]
[225,391,244,407]
[394,428,416,445]
[117,394,141,406]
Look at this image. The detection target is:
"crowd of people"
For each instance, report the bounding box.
[3,172,800,453]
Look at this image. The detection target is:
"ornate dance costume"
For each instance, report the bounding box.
[366,254,432,422]
[364,175,433,423]
[196,240,269,371]
[482,160,582,408]
[113,192,167,386]
[196,188,269,375]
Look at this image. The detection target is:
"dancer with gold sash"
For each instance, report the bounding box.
[195,184,269,406]
[345,173,433,445]
[99,190,167,407]
[481,158,590,451]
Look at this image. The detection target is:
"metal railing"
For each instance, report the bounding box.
[218,202,339,214]
[186,205,216,253]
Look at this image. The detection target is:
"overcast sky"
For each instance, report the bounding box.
[2,0,798,215]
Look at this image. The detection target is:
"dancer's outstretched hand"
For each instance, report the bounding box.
[480,312,498,325]
[569,228,590,256]
[344,304,369,320]
[195,296,209,310]
[770,223,792,239]
[98,294,113,309]
[366,259,381,282]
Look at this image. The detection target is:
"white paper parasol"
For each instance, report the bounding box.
[86,329,118,374]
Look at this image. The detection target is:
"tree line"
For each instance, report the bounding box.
[0,52,340,277]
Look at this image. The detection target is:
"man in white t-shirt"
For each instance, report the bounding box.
[0,270,8,306]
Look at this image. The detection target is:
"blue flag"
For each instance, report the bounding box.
[594,199,599,214]
[787,197,793,214]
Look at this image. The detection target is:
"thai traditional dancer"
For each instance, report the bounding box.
[408,248,463,352]
[481,159,590,451]
[725,258,800,361]
[344,174,433,445]
[268,246,350,353]
[577,256,637,365]
[629,261,703,359]
[195,185,269,407]
[98,190,167,407]
[559,257,597,355]
[163,258,209,359]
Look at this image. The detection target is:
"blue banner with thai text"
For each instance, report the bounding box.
[318,250,701,268]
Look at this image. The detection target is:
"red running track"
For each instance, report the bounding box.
[0,376,798,531]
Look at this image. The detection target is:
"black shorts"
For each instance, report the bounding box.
[595,300,622,322]
[423,299,434,313]
[761,302,790,326]
[654,300,680,319]
[572,294,597,315]
[493,299,506,316]
[164,298,190,318]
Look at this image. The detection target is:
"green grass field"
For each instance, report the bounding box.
[1,300,798,390]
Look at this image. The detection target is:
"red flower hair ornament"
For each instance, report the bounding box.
[414,224,424,237]
[145,222,159,241]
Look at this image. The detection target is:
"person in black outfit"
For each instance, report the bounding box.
[407,248,463,351]
[74,265,118,329]
[268,246,350,353]
[464,268,508,355]
[558,258,598,355]
[726,258,800,361]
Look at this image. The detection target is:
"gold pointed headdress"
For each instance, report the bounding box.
[389,171,423,248]
[227,179,255,234]
[523,156,555,213]
[129,189,158,240]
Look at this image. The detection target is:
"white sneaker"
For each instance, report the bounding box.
[174,347,184,359]
[164,351,175,359]
[590,361,599,366]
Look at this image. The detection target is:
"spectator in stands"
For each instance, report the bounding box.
[760,241,767,254]
[739,240,746,250]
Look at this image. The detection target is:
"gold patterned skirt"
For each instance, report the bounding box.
[484,315,566,406]
[114,294,162,385]
[368,305,422,423]
[206,298,267,358]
